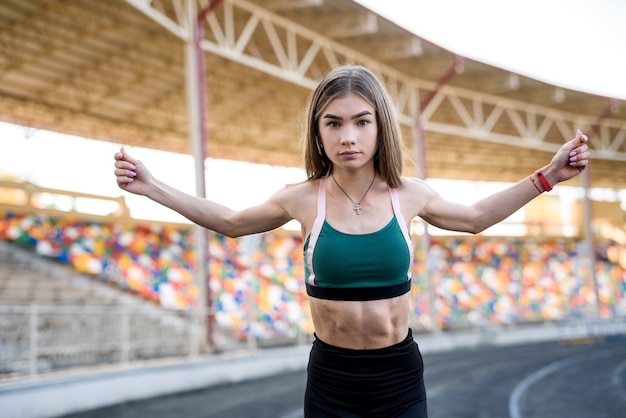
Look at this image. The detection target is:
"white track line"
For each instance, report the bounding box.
[280,408,303,418]
[509,347,624,418]
[612,359,626,401]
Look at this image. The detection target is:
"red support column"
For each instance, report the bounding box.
[582,98,618,318]
[413,54,464,332]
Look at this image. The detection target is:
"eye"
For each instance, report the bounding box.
[357,119,370,126]
[326,121,340,128]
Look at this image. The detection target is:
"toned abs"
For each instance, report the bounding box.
[309,293,410,349]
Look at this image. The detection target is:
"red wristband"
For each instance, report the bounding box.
[529,175,542,194]
[535,169,553,192]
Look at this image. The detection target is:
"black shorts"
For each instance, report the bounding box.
[305,329,428,417]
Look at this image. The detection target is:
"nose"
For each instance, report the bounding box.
[339,126,357,145]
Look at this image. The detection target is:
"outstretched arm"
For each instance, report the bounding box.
[113,147,293,237]
[419,129,590,234]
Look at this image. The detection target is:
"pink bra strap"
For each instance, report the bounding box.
[306,177,327,286]
[389,187,414,279]
[317,177,327,218]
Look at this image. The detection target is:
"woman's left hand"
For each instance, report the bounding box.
[548,129,590,184]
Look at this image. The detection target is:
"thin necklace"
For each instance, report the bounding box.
[331,173,376,215]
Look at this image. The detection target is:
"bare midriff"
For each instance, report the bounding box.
[308,293,410,350]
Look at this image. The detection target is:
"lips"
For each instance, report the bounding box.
[340,150,359,156]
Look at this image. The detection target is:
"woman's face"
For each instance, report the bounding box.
[318,93,378,171]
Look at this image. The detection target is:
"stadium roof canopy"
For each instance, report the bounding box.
[1,0,625,189]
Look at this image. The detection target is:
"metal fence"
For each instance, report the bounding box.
[2,303,625,384]
[0,304,314,383]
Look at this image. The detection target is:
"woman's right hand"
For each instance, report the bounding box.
[113,147,153,196]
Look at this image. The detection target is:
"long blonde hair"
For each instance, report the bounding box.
[303,65,404,188]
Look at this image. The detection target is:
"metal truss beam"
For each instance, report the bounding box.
[125,0,626,162]
[0,0,183,127]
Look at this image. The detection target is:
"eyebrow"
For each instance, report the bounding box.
[322,110,373,120]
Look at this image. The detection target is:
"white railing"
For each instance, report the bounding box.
[0,304,311,383]
[2,303,624,384]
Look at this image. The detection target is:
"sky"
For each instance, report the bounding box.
[356,0,626,100]
[2,0,625,231]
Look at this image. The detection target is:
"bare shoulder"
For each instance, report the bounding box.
[270,179,318,216]
[272,179,316,201]
[395,177,439,218]
[397,177,436,195]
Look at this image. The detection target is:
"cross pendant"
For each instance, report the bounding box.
[353,204,362,215]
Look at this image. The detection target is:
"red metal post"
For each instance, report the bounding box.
[413,54,464,331]
[581,98,618,318]
[193,0,223,349]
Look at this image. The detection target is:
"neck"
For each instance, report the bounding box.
[331,172,377,215]
[331,170,376,189]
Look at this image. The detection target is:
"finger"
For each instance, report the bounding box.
[570,143,589,155]
[575,129,589,144]
[114,167,137,178]
[569,147,587,162]
[570,150,590,166]
[573,159,589,171]
[114,146,138,164]
[120,146,141,166]
[114,147,126,161]
[116,170,136,182]
[114,147,137,171]
[114,160,137,171]
[117,176,135,185]
[564,130,588,157]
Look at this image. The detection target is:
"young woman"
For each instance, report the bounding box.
[114,65,590,417]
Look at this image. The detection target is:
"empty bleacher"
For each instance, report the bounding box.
[0,240,201,380]
[1,179,625,382]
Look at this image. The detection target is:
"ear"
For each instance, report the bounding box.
[315,139,324,155]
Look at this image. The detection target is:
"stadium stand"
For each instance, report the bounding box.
[0,240,202,378]
[1,1,625,416]
[1,179,625,383]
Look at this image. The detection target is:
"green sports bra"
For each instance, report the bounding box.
[303,177,413,301]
